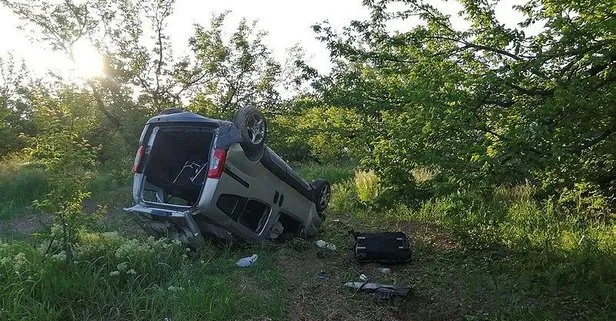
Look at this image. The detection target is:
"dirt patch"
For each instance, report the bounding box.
[403,222,458,252]
[274,219,479,321]
[277,246,405,321]
[82,198,100,214]
[1,213,51,238]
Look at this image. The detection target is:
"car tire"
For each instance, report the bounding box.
[233,106,267,161]
[313,179,331,214]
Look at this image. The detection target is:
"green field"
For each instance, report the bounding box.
[1,162,613,321]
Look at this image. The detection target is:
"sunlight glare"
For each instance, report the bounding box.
[72,40,104,78]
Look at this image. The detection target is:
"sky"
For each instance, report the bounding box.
[0,0,535,78]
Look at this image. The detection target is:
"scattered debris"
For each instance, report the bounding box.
[236,254,258,267]
[315,239,337,251]
[359,273,368,281]
[344,282,410,300]
[315,271,327,281]
[377,267,391,274]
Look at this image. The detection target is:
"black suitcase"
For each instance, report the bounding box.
[353,231,412,264]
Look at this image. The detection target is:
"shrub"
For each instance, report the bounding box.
[354,170,382,204]
[329,179,359,214]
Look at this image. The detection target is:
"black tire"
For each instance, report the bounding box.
[233,106,267,161]
[313,179,331,214]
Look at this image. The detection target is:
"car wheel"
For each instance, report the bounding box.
[313,179,331,214]
[233,106,267,161]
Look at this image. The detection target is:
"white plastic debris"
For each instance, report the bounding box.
[359,273,368,281]
[316,240,327,248]
[377,267,391,274]
[316,240,337,251]
[236,254,258,267]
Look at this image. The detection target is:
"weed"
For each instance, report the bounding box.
[354,170,381,204]
[329,179,359,214]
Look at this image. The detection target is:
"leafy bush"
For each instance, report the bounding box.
[354,170,381,204]
[268,106,370,163]
[25,103,101,260]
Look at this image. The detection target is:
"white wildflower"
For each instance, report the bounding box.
[13,252,28,270]
[109,270,120,276]
[117,262,128,272]
[50,251,67,263]
[167,285,184,292]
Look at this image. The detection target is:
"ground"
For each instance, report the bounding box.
[1,198,613,320]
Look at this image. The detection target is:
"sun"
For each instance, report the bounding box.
[72,39,104,78]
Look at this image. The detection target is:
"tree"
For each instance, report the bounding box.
[0,55,37,156]
[27,88,100,262]
[185,12,292,119]
[313,0,616,201]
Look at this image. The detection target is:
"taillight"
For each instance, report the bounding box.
[132,146,146,173]
[207,148,227,179]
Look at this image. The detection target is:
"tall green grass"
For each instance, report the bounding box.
[0,157,49,220]
[295,162,356,184]
[322,168,616,318]
[88,157,134,204]
[0,155,135,221]
[0,232,286,321]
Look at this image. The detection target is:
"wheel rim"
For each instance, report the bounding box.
[246,114,265,144]
[319,185,330,209]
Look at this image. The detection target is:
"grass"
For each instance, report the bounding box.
[0,155,133,222]
[88,157,134,204]
[319,172,616,320]
[1,159,615,320]
[294,162,356,184]
[0,157,49,220]
[0,233,286,321]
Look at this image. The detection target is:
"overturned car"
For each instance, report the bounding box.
[124,107,331,245]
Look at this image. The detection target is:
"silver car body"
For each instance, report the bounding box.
[124,111,323,244]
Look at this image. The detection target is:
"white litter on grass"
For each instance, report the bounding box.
[236,254,258,267]
[359,274,368,281]
[377,267,391,274]
[316,240,337,251]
